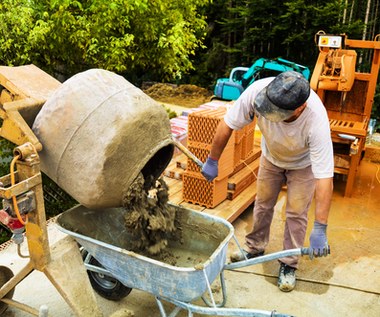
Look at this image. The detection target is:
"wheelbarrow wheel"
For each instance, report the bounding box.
[0,266,15,314]
[81,249,132,301]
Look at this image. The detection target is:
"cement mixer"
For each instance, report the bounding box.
[0,64,175,316]
[32,68,174,209]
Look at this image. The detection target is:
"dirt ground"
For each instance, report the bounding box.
[143,83,213,108]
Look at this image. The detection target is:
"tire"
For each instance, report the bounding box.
[0,266,15,314]
[81,249,132,301]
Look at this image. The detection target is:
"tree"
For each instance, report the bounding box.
[0,0,36,66]
[0,0,211,82]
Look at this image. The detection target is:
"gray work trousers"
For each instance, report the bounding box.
[245,155,316,268]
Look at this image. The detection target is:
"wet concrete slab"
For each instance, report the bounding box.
[0,158,379,316]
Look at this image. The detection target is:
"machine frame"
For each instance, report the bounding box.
[311,32,380,197]
[0,65,103,316]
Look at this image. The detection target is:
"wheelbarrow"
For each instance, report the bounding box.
[56,203,315,317]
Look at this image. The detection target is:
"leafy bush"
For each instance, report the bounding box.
[0,139,14,244]
[0,0,210,82]
[163,105,178,119]
[372,83,380,133]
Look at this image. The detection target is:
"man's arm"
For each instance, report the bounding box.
[314,177,333,224]
[201,119,233,181]
[309,177,333,256]
[210,120,234,159]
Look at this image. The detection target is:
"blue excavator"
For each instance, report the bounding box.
[213,57,311,101]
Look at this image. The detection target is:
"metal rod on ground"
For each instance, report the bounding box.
[172,138,204,169]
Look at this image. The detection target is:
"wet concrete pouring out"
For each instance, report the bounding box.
[123,173,176,256]
[122,173,211,267]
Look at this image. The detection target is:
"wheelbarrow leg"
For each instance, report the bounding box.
[156,297,183,317]
[201,271,227,308]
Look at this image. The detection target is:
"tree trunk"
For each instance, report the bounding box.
[362,0,372,40]
[358,0,372,69]
[342,0,348,24]
[227,0,233,69]
[370,0,379,40]
[349,0,355,24]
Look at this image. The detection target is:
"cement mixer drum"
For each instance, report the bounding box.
[32,69,174,209]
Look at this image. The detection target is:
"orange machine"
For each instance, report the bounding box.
[310,32,380,197]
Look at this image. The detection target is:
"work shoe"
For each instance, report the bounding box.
[278,262,296,292]
[230,250,264,262]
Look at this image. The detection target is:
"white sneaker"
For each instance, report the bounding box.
[278,262,296,292]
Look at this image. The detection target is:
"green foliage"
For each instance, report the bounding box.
[163,105,178,120]
[0,138,15,244]
[0,138,14,177]
[372,83,380,133]
[42,174,77,219]
[0,0,35,66]
[0,225,11,244]
[0,0,210,81]
[191,0,371,86]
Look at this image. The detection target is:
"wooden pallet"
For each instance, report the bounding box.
[164,174,257,223]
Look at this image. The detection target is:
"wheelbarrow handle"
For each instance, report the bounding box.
[224,246,330,270]
[172,138,204,169]
[302,245,331,259]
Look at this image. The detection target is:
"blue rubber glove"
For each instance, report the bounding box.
[201,157,218,182]
[309,221,329,257]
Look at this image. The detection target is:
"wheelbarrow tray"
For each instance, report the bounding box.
[56,204,234,302]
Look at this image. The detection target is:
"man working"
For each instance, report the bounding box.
[202,71,333,292]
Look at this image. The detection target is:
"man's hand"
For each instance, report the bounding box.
[309,221,329,257]
[201,157,218,182]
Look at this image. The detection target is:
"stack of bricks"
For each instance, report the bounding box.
[183,107,235,208]
[240,118,257,163]
[182,107,259,208]
[173,103,260,208]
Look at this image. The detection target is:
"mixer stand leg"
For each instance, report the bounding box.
[44,236,103,317]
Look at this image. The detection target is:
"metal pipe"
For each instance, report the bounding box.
[224,248,311,270]
[338,133,356,141]
[161,297,294,317]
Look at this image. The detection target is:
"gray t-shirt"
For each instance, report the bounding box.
[224,77,334,179]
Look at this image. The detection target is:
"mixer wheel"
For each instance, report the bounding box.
[0,266,15,314]
[81,249,132,301]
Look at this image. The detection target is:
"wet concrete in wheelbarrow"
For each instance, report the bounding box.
[1,158,379,316]
[122,173,178,257]
[121,173,222,267]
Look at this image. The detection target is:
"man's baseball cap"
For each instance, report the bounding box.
[254,71,310,122]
